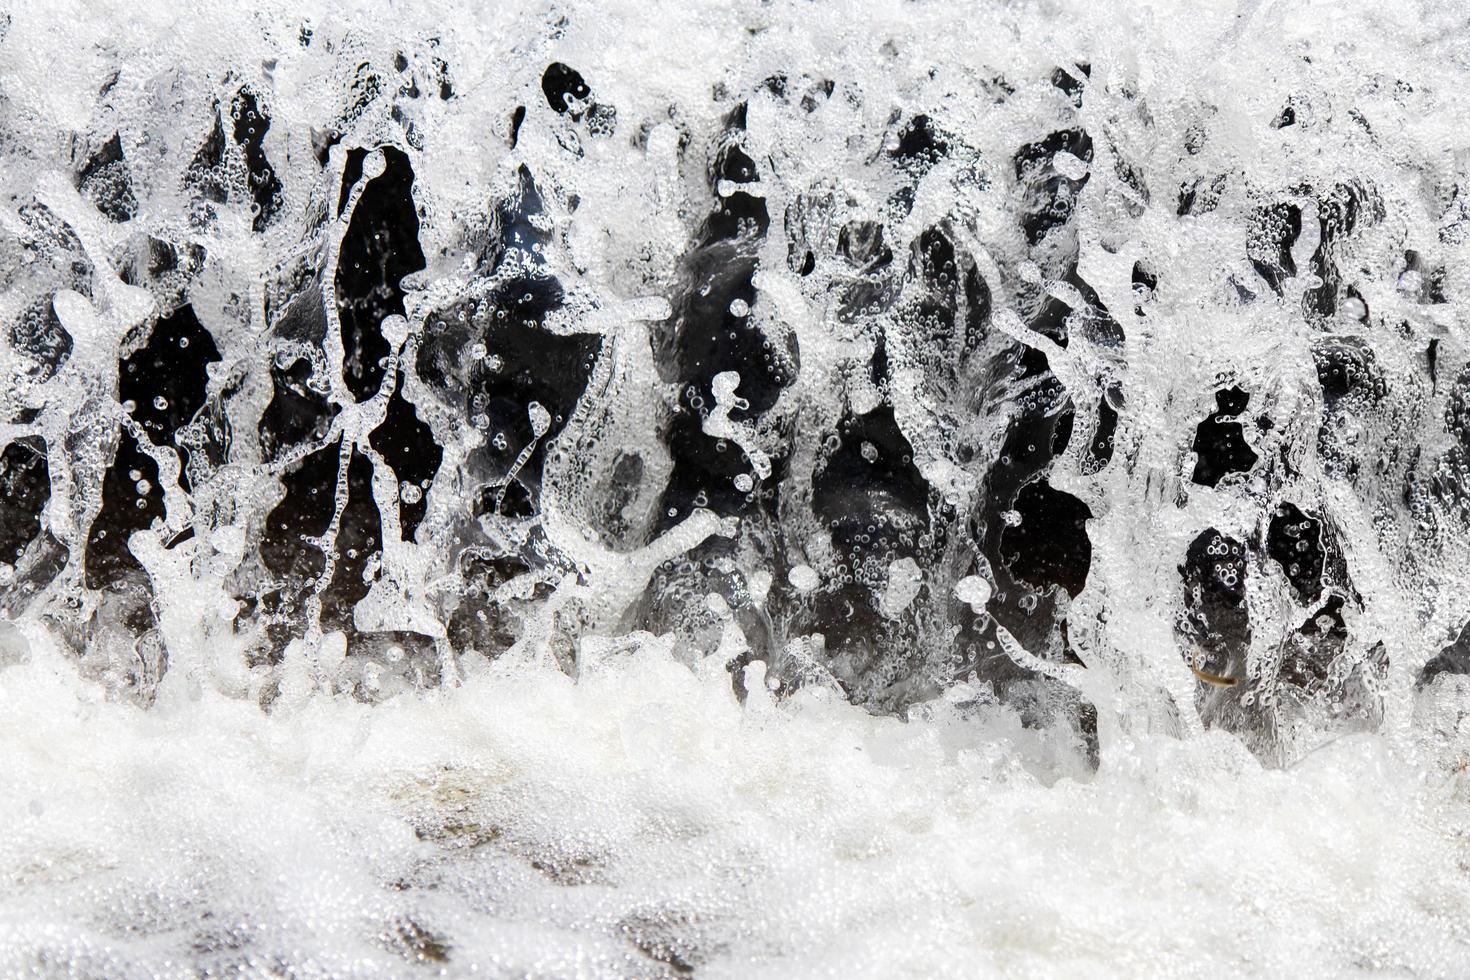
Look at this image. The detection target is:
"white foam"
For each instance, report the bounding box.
[2,644,1470,977]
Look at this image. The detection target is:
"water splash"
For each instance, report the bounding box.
[3,0,1470,973]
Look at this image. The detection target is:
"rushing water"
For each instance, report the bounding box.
[3,0,1470,975]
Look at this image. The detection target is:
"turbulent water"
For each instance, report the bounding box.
[3,0,1470,975]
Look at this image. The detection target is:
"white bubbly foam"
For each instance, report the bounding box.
[4,637,1470,977]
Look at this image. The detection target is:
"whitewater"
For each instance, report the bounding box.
[3,0,1470,975]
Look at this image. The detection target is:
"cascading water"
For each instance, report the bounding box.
[3,0,1470,975]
